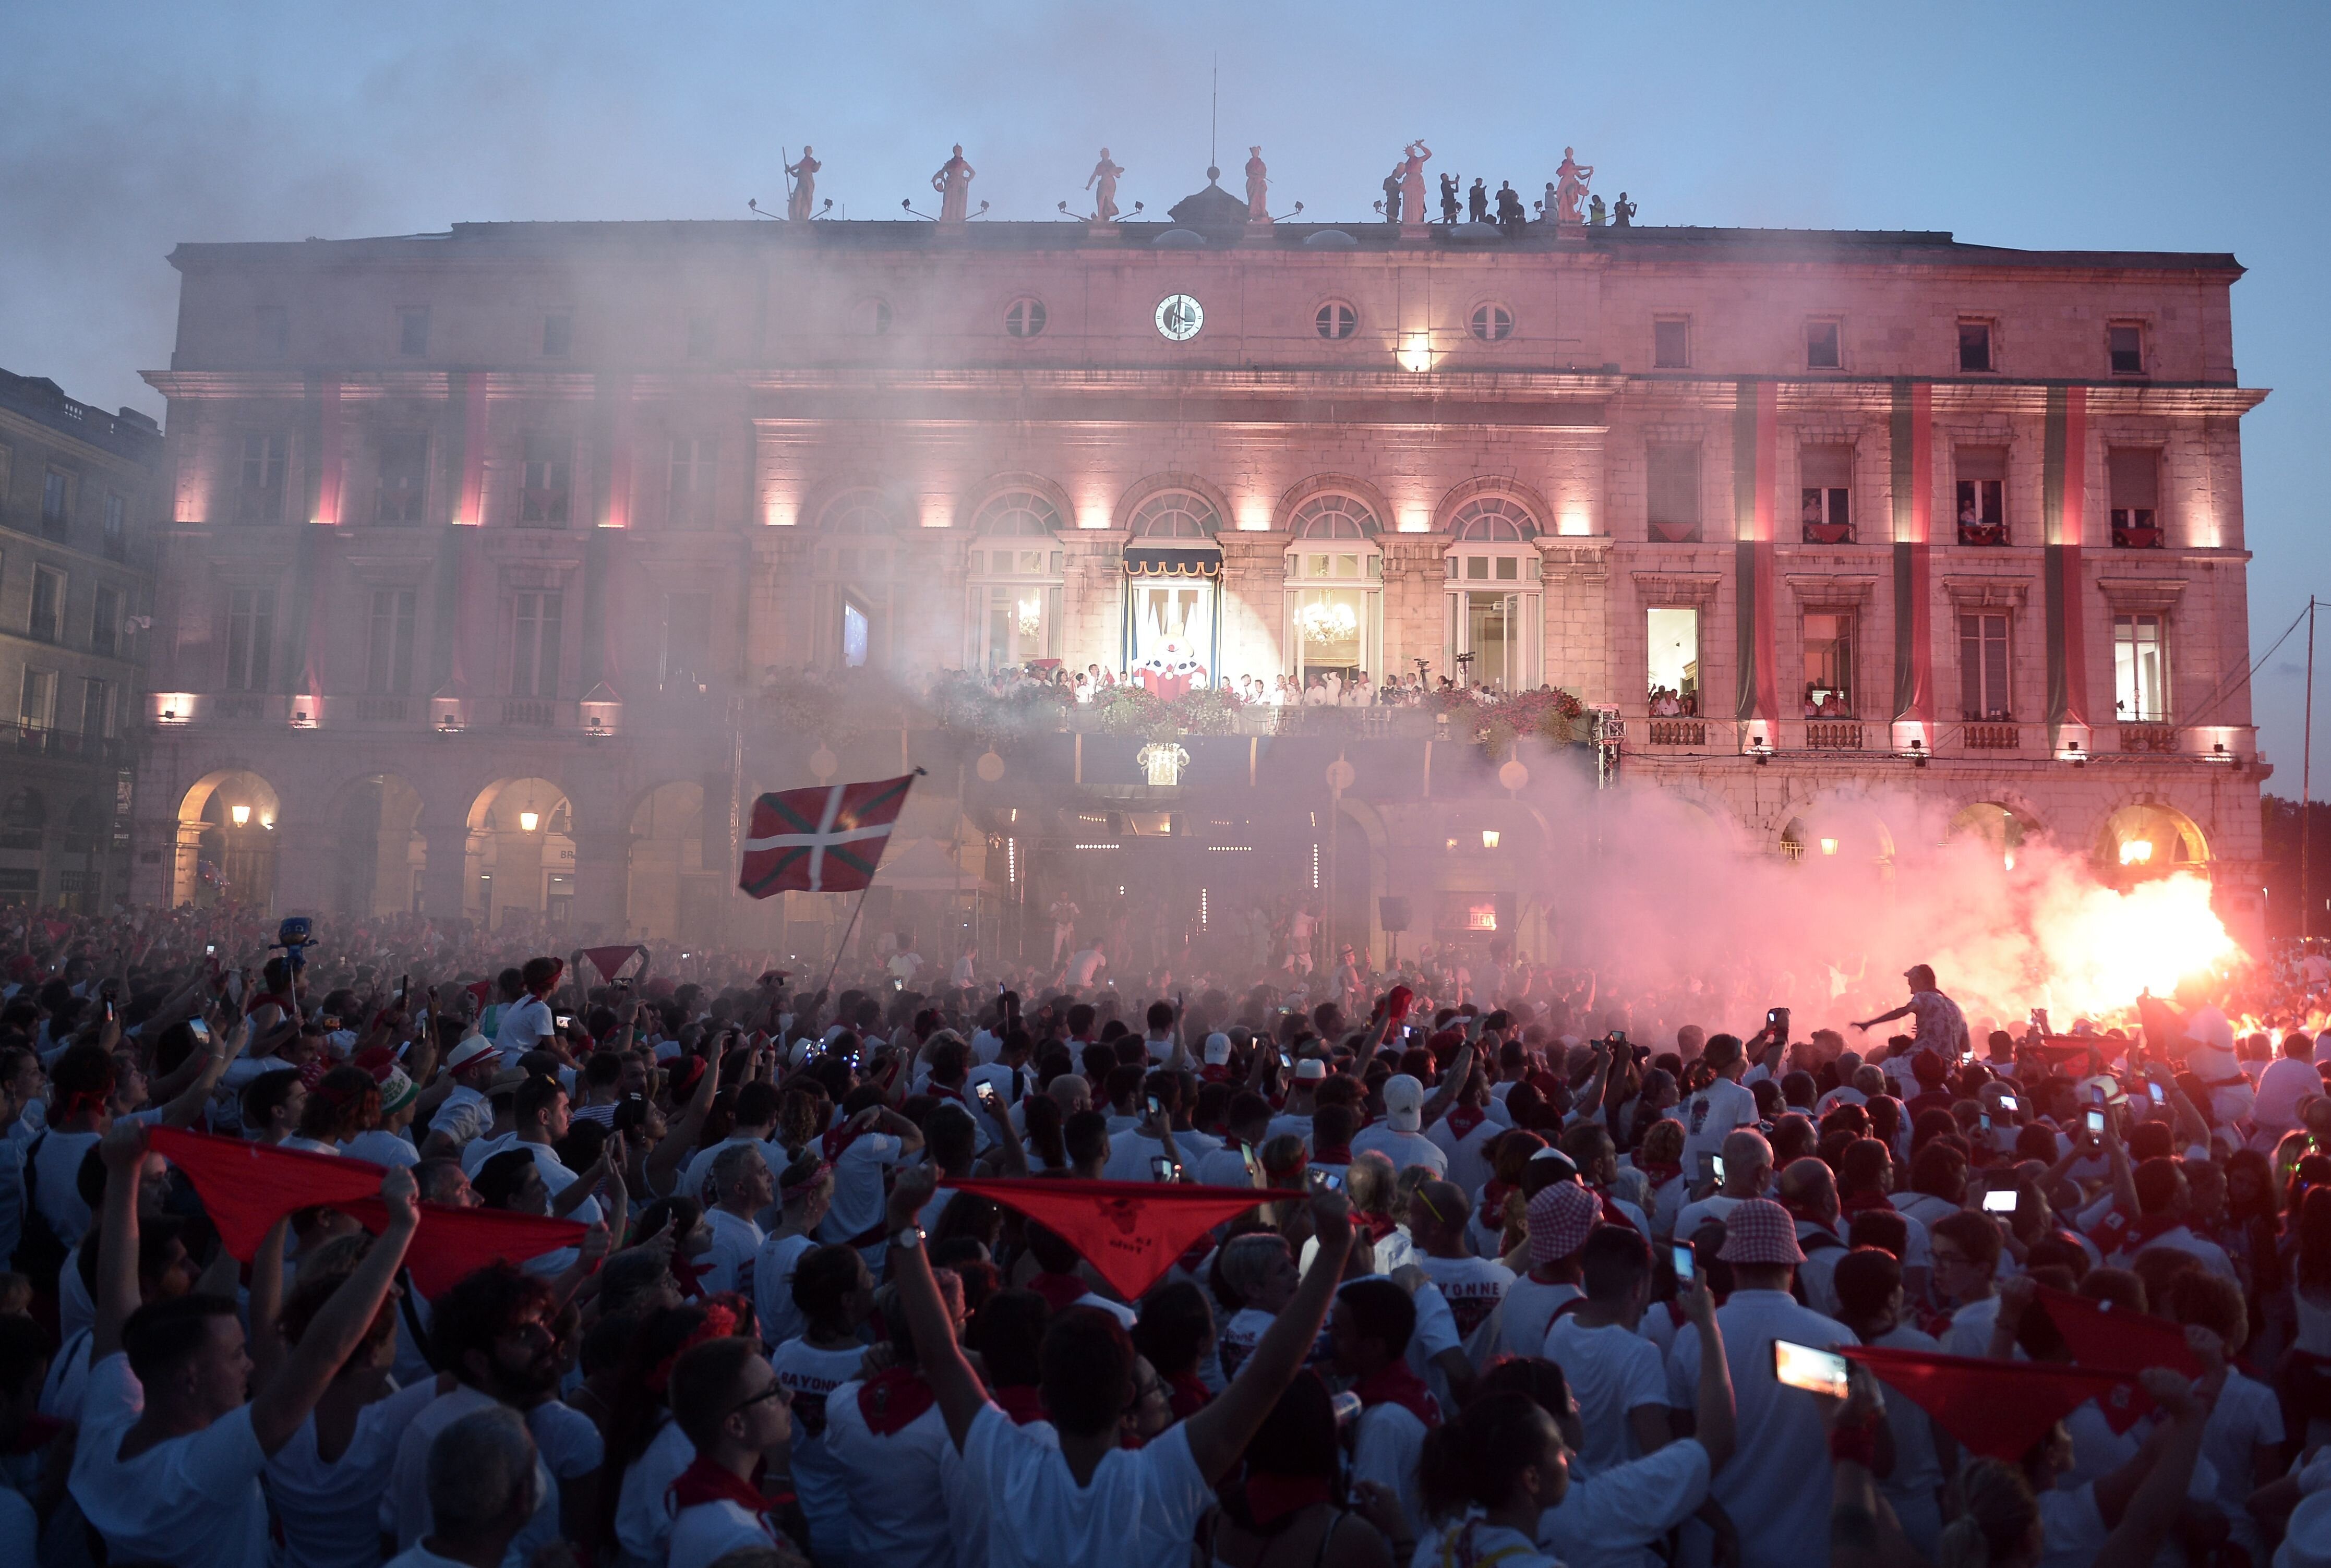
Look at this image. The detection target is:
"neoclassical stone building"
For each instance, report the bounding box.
[130,176,2268,958]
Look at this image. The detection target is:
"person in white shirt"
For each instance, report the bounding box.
[816,1097,924,1252]
[1928,1209,2007,1356]
[752,1153,834,1350]
[1673,1128,1773,1243]
[1545,1226,1673,1476]
[1678,1034,1761,1182]
[660,1336,799,1568]
[1664,1198,1852,1568]
[821,1265,978,1568]
[1486,1178,1600,1362]
[418,1035,501,1155]
[1349,1072,1448,1177]
[1409,1389,1572,1568]
[1331,1274,1440,1533]
[381,1405,542,1568]
[491,958,562,1064]
[1408,1177,1516,1348]
[1829,1246,1951,1554]
[70,1123,420,1568]
[879,1164,1358,1568]
[698,1142,771,1298]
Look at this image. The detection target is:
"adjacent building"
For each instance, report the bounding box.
[128,177,2269,960]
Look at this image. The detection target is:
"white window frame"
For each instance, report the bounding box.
[225,586,274,691]
[1443,498,1543,691]
[1959,611,2012,721]
[1315,300,1357,341]
[1806,320,1842,370]
[368,588,417,696]
[511,590,563,698]
[667,437,718,528]
[28,565,64,644]
[1467,301,1515,343]
[2114,613,2168,724]
[1003,298,1047,339]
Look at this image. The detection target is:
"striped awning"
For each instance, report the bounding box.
[1124,546,1223,578]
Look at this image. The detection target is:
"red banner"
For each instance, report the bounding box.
[940,1176,1275,1301]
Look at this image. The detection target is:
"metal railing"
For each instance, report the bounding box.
[8,725,128,764]
[2119,722,2178,754]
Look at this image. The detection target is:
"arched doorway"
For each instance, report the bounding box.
[175,770,282,909]
[465,779,575,930]
[2096,803,2207,886]
[334,775,426,917]
[627,781,708,942]
[1948,801,2041,870]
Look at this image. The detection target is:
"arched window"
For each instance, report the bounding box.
[1289,492,1379,539]
[1129,491,1219,539]
[1448,494,1539,542]
[972,490,1063,537]
[820,491,894,535]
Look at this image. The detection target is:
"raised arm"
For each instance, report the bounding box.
[645,1034,725,1190]
[1183,1189,1354,1484]
[883,1167,991,1449]
[156,1012,239,1128]
[90,1122,150,1361]
[1680,1275,1736,1471]
[249,1167,420,1454]
[1853,1004,1912,1032]
[2093,1369,2215,1568]
[248,1216,291,1385]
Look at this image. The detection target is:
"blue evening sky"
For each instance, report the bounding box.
[4,3,2323,783]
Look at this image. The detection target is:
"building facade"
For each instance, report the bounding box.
[0,369,163,909]
[129,184,2269,958]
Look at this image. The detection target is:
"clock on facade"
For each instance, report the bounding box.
[1155,294,1203,341]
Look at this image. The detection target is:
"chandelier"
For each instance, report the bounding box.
[1298,600,1359,646]
[1016,596,1043,637]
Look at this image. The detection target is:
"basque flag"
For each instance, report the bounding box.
[739,771,919,896]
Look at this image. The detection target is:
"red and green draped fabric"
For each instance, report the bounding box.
[1891,380,1935,725]
[940,1176,1277,1299]
[1732,381,1780,727]
[2044,386,2091,741]
[739,771,920,897]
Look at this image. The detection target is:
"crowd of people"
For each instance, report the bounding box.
[3,900,2331,1567]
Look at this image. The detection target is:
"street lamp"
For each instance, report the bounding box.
[230,804,250,827]
[519,811,540,834]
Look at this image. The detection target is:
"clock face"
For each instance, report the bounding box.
[1155,294,1203,341]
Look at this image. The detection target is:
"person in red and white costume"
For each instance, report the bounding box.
[660,1335,801,1568]
[1331,1275,1440,1535]
[820,1265,977,1568]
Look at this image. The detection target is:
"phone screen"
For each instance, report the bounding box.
[1979,1112,1992,1131]
[1999,1095,2018,1114]
[1712,1154,1727,1184]
[1149,1155,1176,1183]
[974,1081,1000,1109]
[187,1017,210,1043]
[1242,1142,1261,1180]
[1307,1168,1344,1193]
[1982,1188,2018,1214]
[1145,1095,1161,1118]
[1671,1244,1696,1285]
[1773,1340,1851,1398]
[2085,1108,2107,1136]
[2148,1082,2165,1105]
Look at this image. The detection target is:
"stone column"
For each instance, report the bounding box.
[570,829,632,939]
[418,821,471,923]
[269,821,337,915]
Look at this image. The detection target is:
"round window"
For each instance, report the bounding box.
[1468,303,1514,343]
[867,299,893,336]
[1004,298,1047,339]
[1315,301,1357,341]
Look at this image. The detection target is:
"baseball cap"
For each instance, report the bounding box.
[1293,1058,1327,1082]
[1525,1180,1599,1267]
[1204,1032,1232,1066]
[1383,1074,1424,1133]
[1716,1198,1806,1266]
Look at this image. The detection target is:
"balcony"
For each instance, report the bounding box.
[1804,720,1864,750]
[1801,523,1855,546]
[1643,718,1708,746]
[351,696,414,724]
[2111,509,2162,549]
[9,725,128,765]
[208,693,271,722]
[1963,721,2022,751]
[2118,722,2178,754]
[500,699,561,727]
[1957,521,2009,547]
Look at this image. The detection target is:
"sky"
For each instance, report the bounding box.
[4,1,2325,785]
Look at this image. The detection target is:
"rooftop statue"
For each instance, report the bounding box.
[1399,142,1432,230]
[932,144,976,224]
[1245,147,1270,222]
[785,147,820,222]
[1554,147,1594,224]
[1086,148,1124,223]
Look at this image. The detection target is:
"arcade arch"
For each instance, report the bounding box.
[1948,801,2042,869]
[2096,802,2208,884]
[175,769,282,909]
[465,778,576,928]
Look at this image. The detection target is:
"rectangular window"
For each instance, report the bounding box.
[2114,613,2167,722]
[1645,607,1699,715]
[79,678,109,740]
[238,433,288,523]
[102,492,126,559]
[519,435,570,526]
[1653,318,1689,369]
[1955,447,2007,544]
[542,313,572,357]
[1645,444,1701,542]
[18,669,54,729]
[841,595,870,669]
[1806,321,1841,370]
[367,589,417,695]
[375,432,429,524]
[1803,612,1854,715]
[1799,445,1853,541]
[2109,323,2145,376]
[2109,448,2161,547]
[687,315,716,358]
[28,566,63,643]
[256,305,289,357]
[662,592,713,692]
[40,470,68,536]
[512,591,563,697]
[667,437,718,527]
[90,584,118,656]
[398,308,429,356]
[1960,613,2011,719]
[1957,320,1993,372]
[225,587,274,690]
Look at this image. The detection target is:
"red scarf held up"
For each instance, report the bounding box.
[857,1366,938,1437]
[991,1384,1050,1426]
[2033,1284,2201,1433]
[1351,1359,1441,1428]
[666,1456,775,1536]
[1841,1344,2131,1460]
[940,1176,1278,1301]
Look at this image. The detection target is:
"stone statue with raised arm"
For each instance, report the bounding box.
[1245,146,1270,222]
[932,143,975,224]
[1554,146,1594,224]
[1399,141,1432,230]
[785,146,820,222]
[1086,148,1124,223]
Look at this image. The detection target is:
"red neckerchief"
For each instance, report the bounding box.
[1839,1189,1894,1217]
[1028,1271,1088,1313]
[1476,1179,1512,1235]
[1168,1371,1211,1420]
[1242,1474,1331,1528]
[1590,1185,1640,1233]
[1314,1144,1353,1166]
[1360,1211,1400,1244]
[1444,1104,1488,1141]
[991,1384,1049,1426]
[2097,1207,2184,1255]
[671,1255,711,1300]
[1785,1206,1839,1240]
[1222,1135,1247,1153]
[1351,1359,1441,1427]
[1637,1160,1683,1189]
[1200,1064,1233,1084]
[857,1366,937,1437]
[1914,1301,1958,1340]
[822,1118,865,1162]
[667,1455,773,1530]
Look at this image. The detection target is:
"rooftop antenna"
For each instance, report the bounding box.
[1209,54,1218,175]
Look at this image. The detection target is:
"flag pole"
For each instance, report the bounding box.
[815,883,876,1007]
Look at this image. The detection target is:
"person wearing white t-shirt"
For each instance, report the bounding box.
[1672,1128,1773,1244]
[1407,1177,1516,1349]
[1349,1073,1449,1178]
[1678,1034,1761,1183]
[752,1156,834,1350]
[879,1164,1359,1568]
[698,1143,770,1298]
[1331,1274,1440,1534]
[491,958,564,1064]
[660,1336,799,1568]
[816,1099,923,1251]
[380,1405,543,1568]
[1545,1227,1673,1477]
[69,1123,420,1568]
